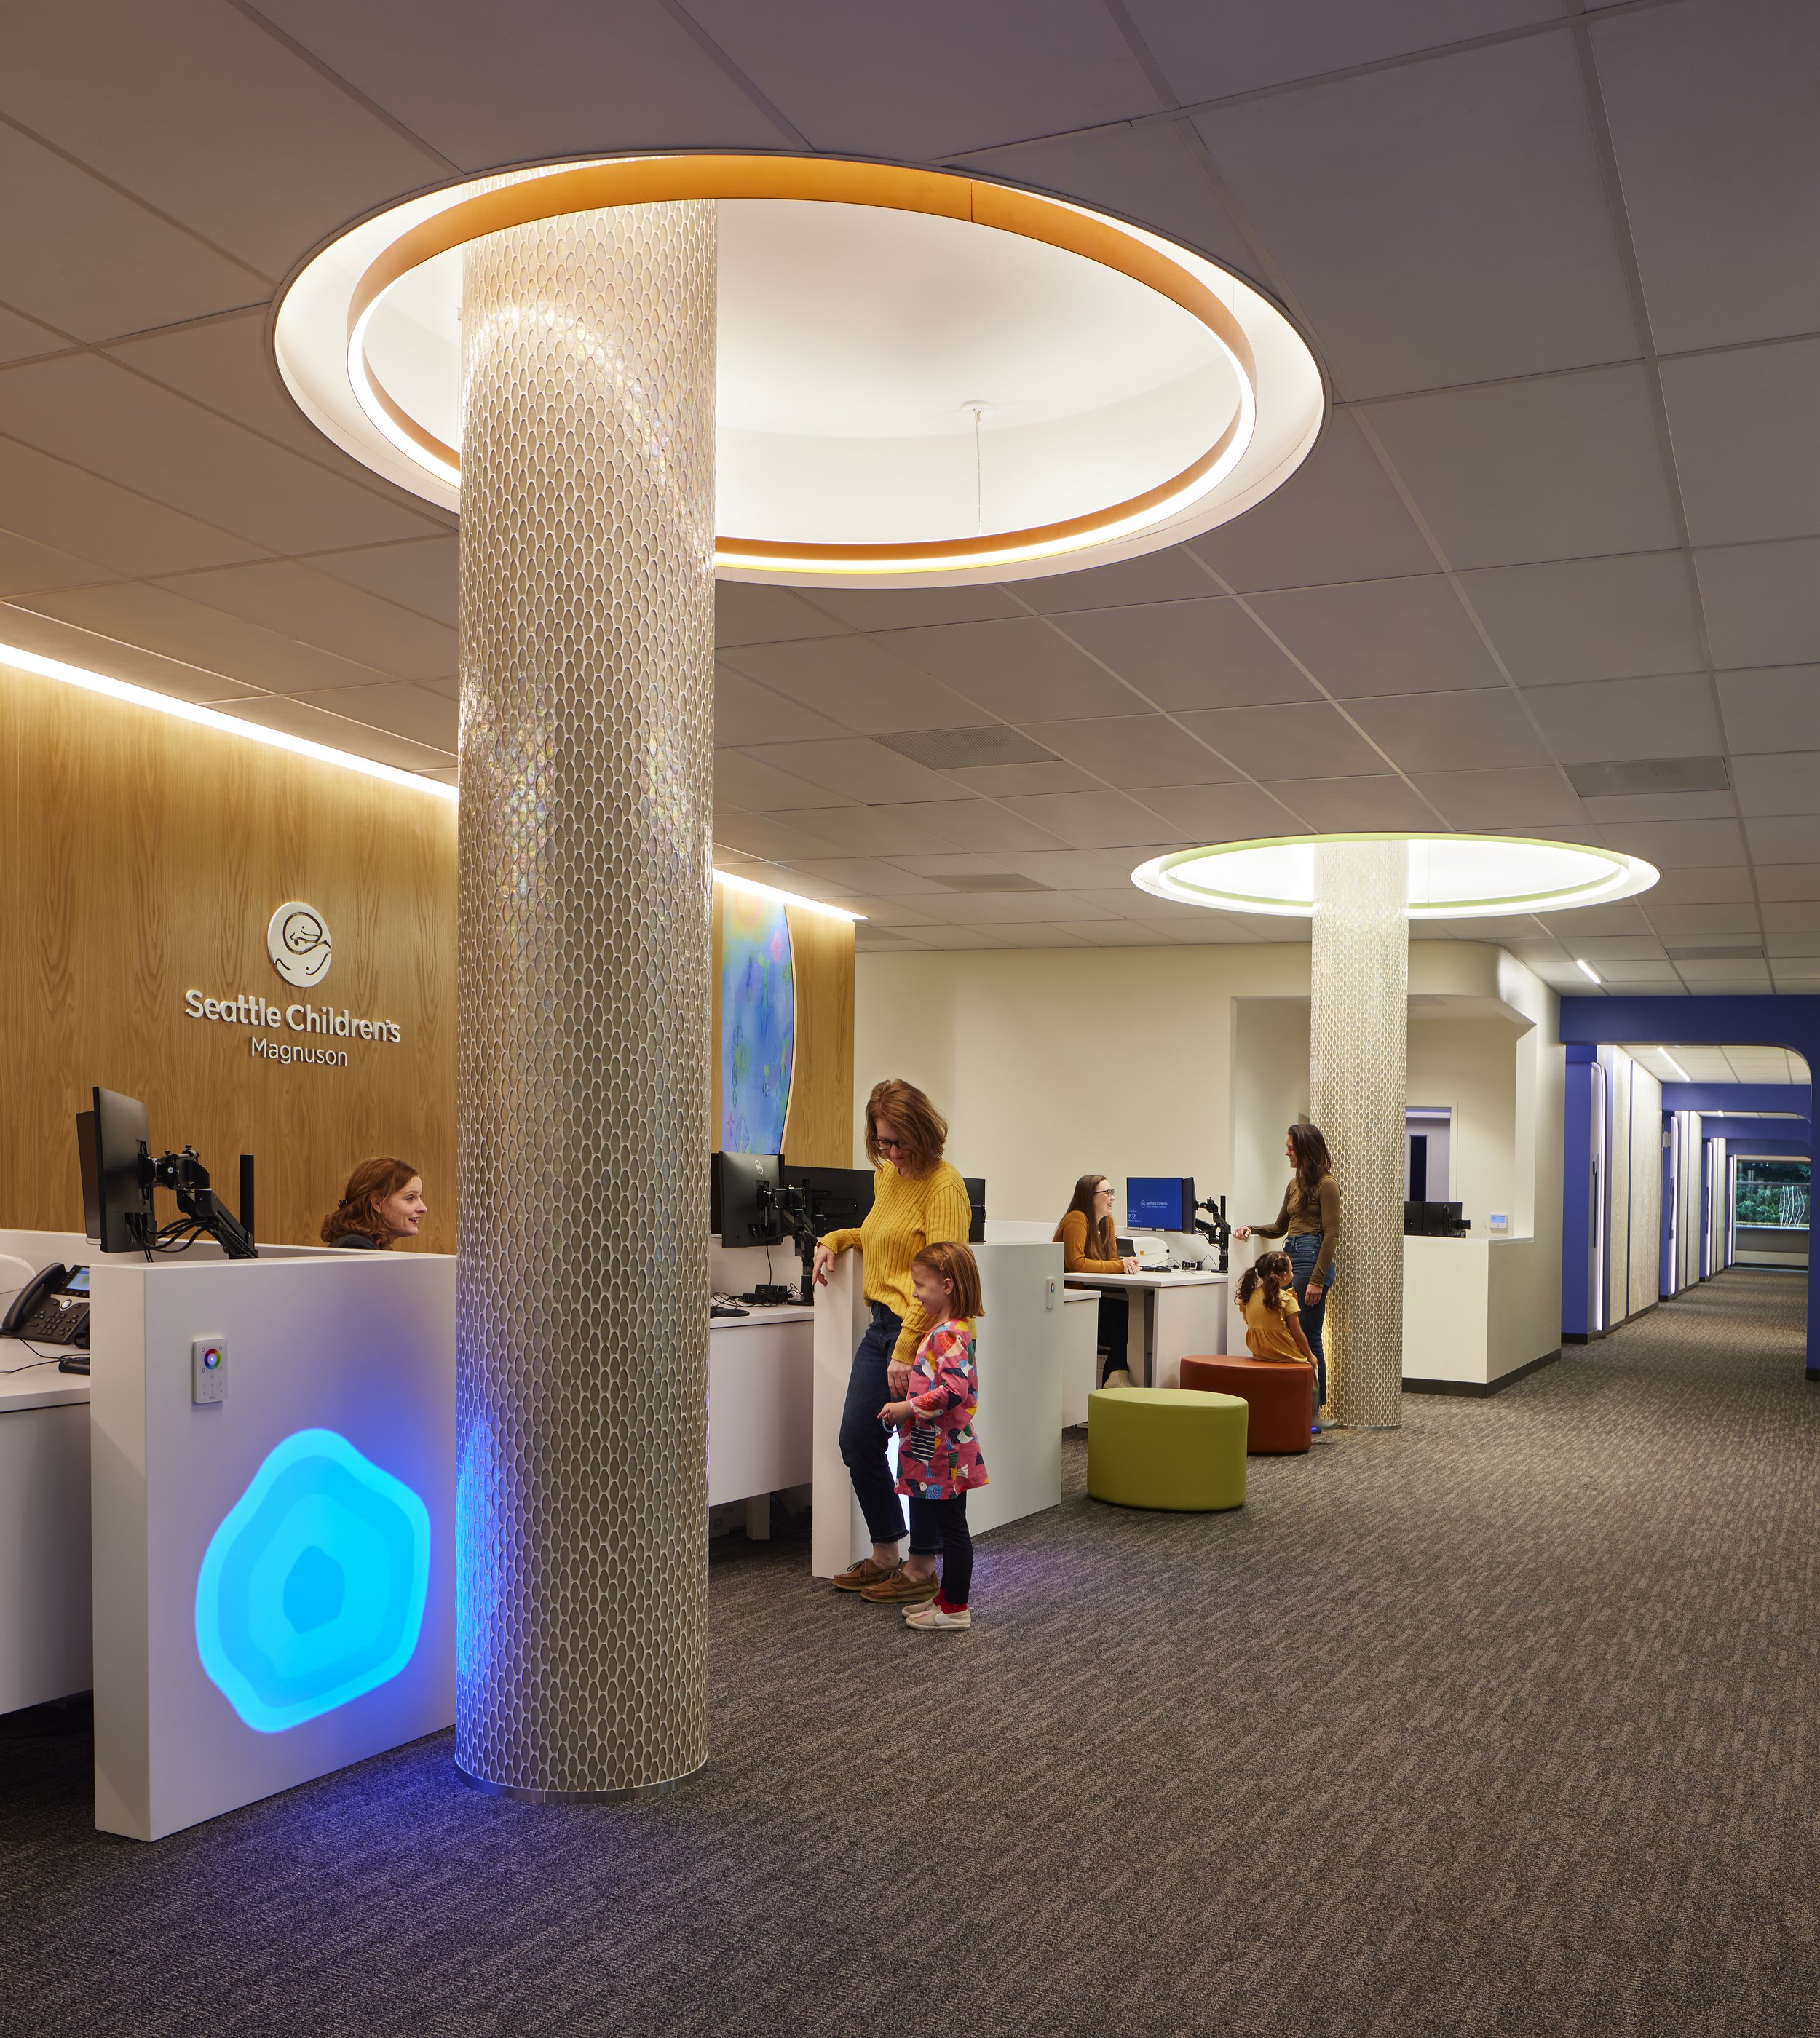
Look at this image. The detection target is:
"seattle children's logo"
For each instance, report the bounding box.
[267,901,333,988]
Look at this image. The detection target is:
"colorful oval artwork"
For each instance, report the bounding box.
[721,891,794,1154]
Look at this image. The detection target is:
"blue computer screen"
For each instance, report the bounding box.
[1126,1177,1184,1229]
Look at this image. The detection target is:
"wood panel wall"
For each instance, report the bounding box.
[0,660,457,1251]
[709,886,854,1168]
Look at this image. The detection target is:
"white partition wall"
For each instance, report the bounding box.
[812,1244,1062,1578]
[89,1251,455,1841]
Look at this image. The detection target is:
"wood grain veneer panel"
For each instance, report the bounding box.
[779,906,854,1167]
[0,661,456,1251]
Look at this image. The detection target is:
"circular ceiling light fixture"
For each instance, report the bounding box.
[274,154,1324,587]
[1131,834,1660,919]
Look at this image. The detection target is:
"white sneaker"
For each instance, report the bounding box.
[904,1603,972,1630]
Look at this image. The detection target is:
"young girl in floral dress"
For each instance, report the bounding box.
[872,1240,989,1631]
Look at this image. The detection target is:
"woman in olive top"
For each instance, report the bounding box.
[1234,1122,1339,1424]
[812,1078,973,1603]
[1054,1173,1141,1384]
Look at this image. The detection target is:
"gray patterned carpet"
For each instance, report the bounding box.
[3,1269,1816,2037]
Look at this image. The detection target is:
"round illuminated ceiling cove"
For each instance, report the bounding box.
[272,154,1324,587]
[1131,834,1661,920]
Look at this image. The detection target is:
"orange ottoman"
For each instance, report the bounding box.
[1179,1355,1313,1454]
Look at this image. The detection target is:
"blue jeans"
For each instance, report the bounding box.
[839,1303,909,1548]
[908,1494,972,1607]
[1286,1232,1332,1413]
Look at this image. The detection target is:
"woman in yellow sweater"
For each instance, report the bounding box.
[1054,1174,1141,1385]
[813,1077,973,1603]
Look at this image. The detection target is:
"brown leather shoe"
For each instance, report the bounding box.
[860,1567,941,1605]
[831,1557,900,1593]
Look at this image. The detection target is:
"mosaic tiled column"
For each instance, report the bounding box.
[1308,840,1407,1430]
[454,203,716,1797]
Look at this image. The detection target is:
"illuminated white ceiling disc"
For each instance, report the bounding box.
[1131,833,1661,920]
[272,154,1325,587]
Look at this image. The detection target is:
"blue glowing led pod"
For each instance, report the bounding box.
[195,1428,432,1734]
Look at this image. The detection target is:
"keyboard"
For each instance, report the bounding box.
[14,1298,89,1348]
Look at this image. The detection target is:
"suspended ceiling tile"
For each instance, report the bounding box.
[1597,817,1747,868]
[283,681,459,753]
[0,124,266,341]
[1020,549,1218,617]
[0,304,68,365]
[1017,715,1243,788]
[15,581,400,695]
[1361,366,1678,569]
[214,692,453,774]
[1646,868,1758,905]
[1731,753,1820,820]
[1763,899,1820,930]
[1521,672,1722,764]
[880,616,1137,721]
[1599,959,1693,984]
[1715,667,1820,756]
[1406,766,1588,828]
[0,435,264,579]
[1249,576,1503,699]
[154,560,456,680]
[1345,687,1549,772]
[1190,412,1435,592]
[1131,780,1304,838]
[796,585,1021,633]
[905,925,1021,950]
[1580,791,1738,825]
[108,314,453,524]
[1768,933,1820,957]
[255,0,781,166]
[1696,541,1820,670]
[713,750,857,813]
[1174,700,1388,781]
[684,0,1157,159]
[1639,902,1762,935]
[711,811,848,863]
[996,848,1168,891]
[1198,35,1637,396]
[939,761,1102,798]
[868,799,1070,852]
[1125,0,1556,101]
[308,539,460,629]
[1660,337,1820,548]
[1757,868,1820,903]
[740,737,963,804]
[1676,959,1774,986]
[1460,551,1704,685]
[0,355,440,553]
[1067,600,1318,714]
[1261,774,1437,831]
[1056,919,1179,948]
[0,528,119,599]
[0,605,264,706]
[984,923,1099,948]
[993,788,1192,849]
[1746,816,1820,866]
[713,668,848,748]
[718,633,996,734]
[784,857,955,897]
[0,1,442,277]
[1592,0,1820,351]
[949,119,1253,272]
[780,806,951,857]
[713,582,852,649]
[1571,936,1672,959]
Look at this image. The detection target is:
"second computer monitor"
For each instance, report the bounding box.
[1125,1175,1195,1232]
[714,1151,783,1246]
[84,1086,154,1253]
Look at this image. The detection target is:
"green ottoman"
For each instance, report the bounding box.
[1086,1387,1248,1512]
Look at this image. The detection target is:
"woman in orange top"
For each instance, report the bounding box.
[1054,1173,1140,1386]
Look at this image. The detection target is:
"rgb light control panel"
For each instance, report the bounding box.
[191,1336,226,1405]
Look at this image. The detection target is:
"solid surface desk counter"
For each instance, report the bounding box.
[1062,1269,1229,1389]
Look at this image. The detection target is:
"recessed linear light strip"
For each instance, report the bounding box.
[1,641,863,925]
[1575,959,1602,983]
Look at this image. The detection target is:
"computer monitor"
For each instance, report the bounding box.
[778,1163,874,1234]
[962,1176,987,1245]
[1125,1175,1194,1231]
[85,1087,153,1253]
[714,1151,783,1246]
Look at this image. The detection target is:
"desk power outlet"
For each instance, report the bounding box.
[191,1336,226,1405]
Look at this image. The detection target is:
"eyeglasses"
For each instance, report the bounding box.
[875,1134,906,1151]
